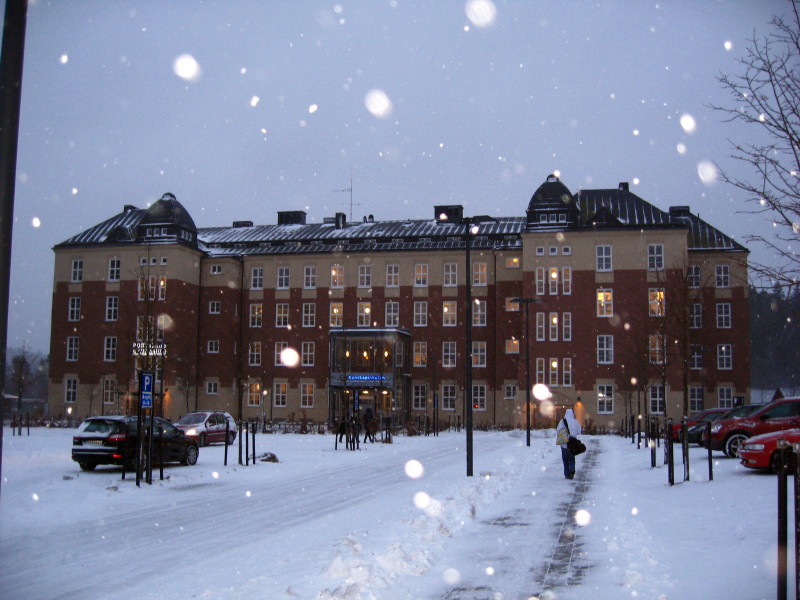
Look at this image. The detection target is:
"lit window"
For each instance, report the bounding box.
[597,289,613,317]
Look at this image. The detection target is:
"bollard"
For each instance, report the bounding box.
[238,421,244,465]
[159,425,164,481]
[251,422,256,464]
[681,417,690,482]
[706,421,713,481]
[224,420,229,466]
[776,441,790,600]
[666,419,674,486]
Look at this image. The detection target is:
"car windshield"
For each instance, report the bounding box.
[176,414,207,425]
[723,404,762,419]
[80,419,123,434]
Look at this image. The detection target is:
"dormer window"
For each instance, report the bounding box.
[540,215,547,223]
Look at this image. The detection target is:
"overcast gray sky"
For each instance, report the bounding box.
[7,0,786,354]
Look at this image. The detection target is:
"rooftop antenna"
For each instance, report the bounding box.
[334,170,361,222]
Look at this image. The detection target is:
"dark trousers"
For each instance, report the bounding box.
[560,446,576,479]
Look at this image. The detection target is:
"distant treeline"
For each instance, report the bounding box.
[750,285,800,392]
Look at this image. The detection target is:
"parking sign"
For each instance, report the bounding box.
[140,371,153,408]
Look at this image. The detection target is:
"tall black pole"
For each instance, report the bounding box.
[523,300,531,446]
[465,220,473,477]
[0,0,28,504]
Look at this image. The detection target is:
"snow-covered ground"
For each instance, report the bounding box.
[0,426,793,600]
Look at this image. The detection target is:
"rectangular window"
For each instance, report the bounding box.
[690,302,702,329]
[358,264,372,288]
[304,265,317,289]
[717,344,732,370]
[414,301,428,327]
[688,264,700,288]
[548,358,559,387]
[414,341,427,367]
[648,288,665,317]
[548,267,558,295]
[274,342,288,366]
[690,386,704,412]
[473,300,487,326]
[66,336,79,361]
[649,334,665,364]
[442,385,456,411]
[301,383,315,408]
[415,263,428,287]
[158,276,167,301]
[302,341,315,366]
[444,262,458,286]
[562,267,572,295]
[103,378,115,405]
[273,382,288,407]
[472,341,486,367]
[506,297,520,312]
[563,358,572,387]
[718,386,733,409]
[251,267,264,289]
[244,382,260,407]
[596,245,612,271]
[277,266,290,289]
[206,381,219,395]
[330,302,343,327]
[413,384,427,410]
[302,303,316,327]
[209,301,221,314]
[505,257,520,269]
[210,264,222,275]
[648,244,664,271]
[715,265,730,288]
[275,303,289,328]
[536,267,546,296]
[548,312,559,341]
[357,302,372,327]
[207,340,220,353]
[249,303,263,328]
[472,385,486,411]
[442,341,456,368]
[386,264,400,287]
[649,385,665,414]
[597,335,614,364]
[249,342,262,366]
[505,339,519,354]
[108,258,120,282]
[716,303,731,328]
[536,358,545,384]
[103,336,117,362]
[504,384,518,399]
[105,296,119,321]
[536,312,545,341]
[562,312,572,341]
[598,384,614,414]
[331,264,344,288]
[443,301,457,326]
[473,262,487,286]
[68,297,81,322]
[690,345,703,369]
[597,289,613,317]
[385,301,399,327]
[65,378,77,403]
[71,259,83,283]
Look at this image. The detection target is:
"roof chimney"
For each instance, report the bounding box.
[335,212,347,229]
[618,182,629,192]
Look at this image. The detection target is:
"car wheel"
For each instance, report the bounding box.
[78,461,97,472]
[198,432,207,447]
[182,445,199,466]
[725,433,749,458]
[226,432,236,445]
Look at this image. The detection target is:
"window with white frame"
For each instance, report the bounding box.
[649,384,665,414]
[687,264,700,288]
[103,377,115,405]
[548,267,559,295]
[302,303,316,327]
[207,340,220,353]
[304,265,317,289]
[690,345,703,369]
[66,336,79,361]
[472,341,486,367]
[472,262,487,286]
[716,303,731,328]
[157,276,167,301]
[441,384,456,410]
[275,303,289,328]
[443,262,458,286]
[71,259,83,282]
[597,335,614,364]
[443,301,457,326]
[385,301,399,327]
[302,341,315,366]
[442,341,456,367]
[718,386,733,409]
[68,297,81,322]
[690,302,702,328]
[536,357,545,384]
[505,257,520,269]
[562,312,572,341]
[548,358,559,387]
[505,339,519,354]
[506,297,520,312]
[358,264,372,288]
[536,267,545,295]
[648,288,665,317]
[103,336,117,362]
[330,302,343,327]
[472,385,487,410]
[206,380,219,395]
[536,312,545,341]
[414,301,427,326]
[247,382,261,407]
[357,302,371,327]
[648,244,664,271]
[598,384,613,414]
[386,264,399,287]
[717,344,732,369]
[415,263,428,287]
[549,312,559,341]
[209,301,221,314]
[273,382,288,407]
[249,342,262,366]
[563,358,573,387]
[277,266,290,289]
[473,300,487,326]
[715,264,730,288]
[331,264,344,288]
[562,267,572,295]
[210,264,222,275]
[413,341,427,367]
[251,267,264,289]
[596,245,612,271]
[249,303,263,328]
[105,296,118,321]
[597,289,613,317]
[504,384,518,399]
[301,382,315,408]
[413,384,427,410]
[65,378,77,403]
[108,258,120,282]
[690,386,704,412]
[649,335,665,364]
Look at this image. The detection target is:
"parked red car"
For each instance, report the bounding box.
[670,408,728,441]
[708,397,800,458]
[739,429,800,473]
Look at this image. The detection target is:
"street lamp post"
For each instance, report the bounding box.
[465,219,476,477]
[512,297,542,447]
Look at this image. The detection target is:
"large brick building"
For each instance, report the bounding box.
[48,175,750,429]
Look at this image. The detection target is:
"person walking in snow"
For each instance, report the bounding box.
[556,408,582,480]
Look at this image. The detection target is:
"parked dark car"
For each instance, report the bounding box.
[174,411,237,446]
[671,408,728,442]
[708,397,800,458]
[72,415,199,471]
